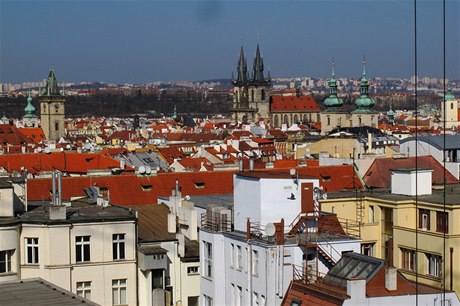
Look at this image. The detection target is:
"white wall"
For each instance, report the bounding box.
[20,220,137,306]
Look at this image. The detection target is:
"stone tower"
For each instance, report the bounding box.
[231,44,270,123]
[40,68,65,141]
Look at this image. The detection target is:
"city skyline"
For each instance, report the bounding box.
[1,0,459,84]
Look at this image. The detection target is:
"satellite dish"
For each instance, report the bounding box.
[145,166,151,174]
[37,147,42,153]
[322,193,328,200]
[60,147,64,152]
[139,165,146,174]
[265,223,276,236]
[289,168,296,176]
[184,195,191,201]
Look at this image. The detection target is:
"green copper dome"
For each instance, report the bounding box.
[2,114,8,122]
[354,58,375,109]
[24,92,37,118]
[444,88,456,101]
[387,107,395,116]
[324,60,344,108]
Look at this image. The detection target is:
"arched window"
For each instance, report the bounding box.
[283,114,289,125]
[327,117,331,126]
[451,103,454,110]
[235,90,239,103]
[293,114,299,124]
[303,114,308,123]
[261,89,266,101]
[251,90,255,102]
[55,121,59,131]
[273,115,279,127]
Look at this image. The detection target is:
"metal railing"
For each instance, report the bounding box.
[338,218,361,238]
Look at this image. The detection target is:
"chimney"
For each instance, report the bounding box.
[249,158,254,172]
[239,159,244,172]
[367,133,372,153]
[57,171,62,206]
[52,171,56,206]
[49,205,66,220]
[385,267,397,291]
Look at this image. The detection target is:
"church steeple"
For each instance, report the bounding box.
[24,91,37,118]
[236,46,248,83]
[355,57,375,109]
[42,67,62,97]
[253,44,265,82]
[324,59,343,108]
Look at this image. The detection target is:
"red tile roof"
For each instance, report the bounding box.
[157,147,185,164]
[27,171,234,205]
[364,156,458,188]
[17,128,46,144]
[271,95,320,112]
[0,152,133,175]
[0,124,35,146]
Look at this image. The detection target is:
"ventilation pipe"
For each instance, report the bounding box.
[52,171,56,206]
[249,158,254,172]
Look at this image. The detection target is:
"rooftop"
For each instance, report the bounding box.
[326,184,460,206]
[0,278,99,306]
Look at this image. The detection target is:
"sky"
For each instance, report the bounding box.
[0,0,459,84]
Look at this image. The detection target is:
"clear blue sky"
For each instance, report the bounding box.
[1,0,458,83]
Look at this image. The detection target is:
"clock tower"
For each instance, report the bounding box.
[40,68,65,141]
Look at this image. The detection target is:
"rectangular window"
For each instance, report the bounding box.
[253,292,259,306]
[203,241,212,278]
[231,284,235,306]
[236,286,242,306]
[113,234,125,260]
[187,266,199,275]
[401,248,415,271]
[203,294,213,306]
[436,212,448,234]
[76,281,91,301]
[25,238,39,264]
[419,209,430,230]
[76,236,91,263]
[361,243,374,257]
[368,205,375,223]
[236,245,242,270]
[252,250,259,276]
[230,243,235,268]
[426,253,442,278]
[0,250,13,273]
[112,279,127,305]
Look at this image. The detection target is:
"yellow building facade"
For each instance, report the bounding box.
[321,188,460,295]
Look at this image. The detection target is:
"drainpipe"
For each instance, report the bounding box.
[52,171,56,206]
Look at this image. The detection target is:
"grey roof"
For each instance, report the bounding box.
[18,200,136,225]
[186,193,234,210]
[139,245,168,255]
[0,278,99,306]
[122,151,168,172]
[326,184,460,206]
[401,135,460,150]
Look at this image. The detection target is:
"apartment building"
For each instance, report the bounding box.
[199,171,361,306]
[321,168,460,296]
[0,180,138,306]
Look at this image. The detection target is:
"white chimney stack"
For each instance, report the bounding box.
[385,267,397,291]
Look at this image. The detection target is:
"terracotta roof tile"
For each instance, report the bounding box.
[271,95,320,112]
